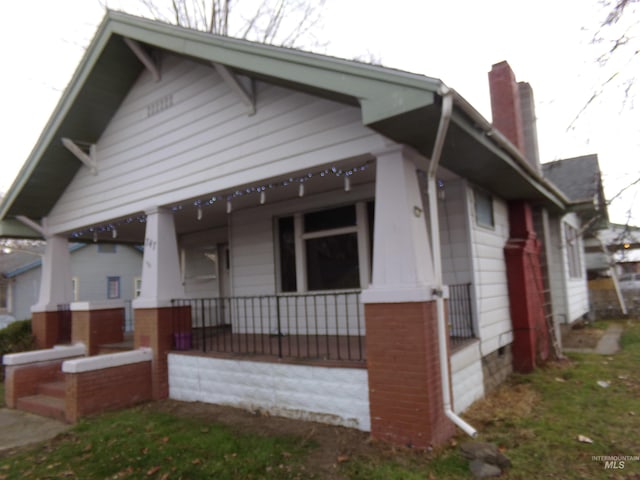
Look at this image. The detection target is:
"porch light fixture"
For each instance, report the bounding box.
[197,207,203,221]
[298,182,305,197]
[344,176,351,192]
[260,190,266,205]
[226,199,232,214]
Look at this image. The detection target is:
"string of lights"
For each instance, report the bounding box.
[70,160,373,240]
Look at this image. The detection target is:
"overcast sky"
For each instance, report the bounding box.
[1,0,638,225]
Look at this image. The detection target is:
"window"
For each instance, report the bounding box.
[98,244,117,253]
[278,203,371,292]
[134,277,142,298]
[0,282,9,311]
[474,189,494,228]
[107,276,121,299]
[564,223,582,278]
[72,277,79,302]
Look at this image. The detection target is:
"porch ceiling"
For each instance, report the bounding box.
[0,10,567,240]
[66,157,376,245]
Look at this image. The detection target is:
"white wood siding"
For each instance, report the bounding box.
[227,186,374,335]
[46,54,386,234]
[560,213,590,322]
[467,188,512,355]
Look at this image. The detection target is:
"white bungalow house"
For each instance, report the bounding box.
[0,12,592,447]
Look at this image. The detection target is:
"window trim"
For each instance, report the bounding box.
[277,201,371,293]
[473,188,495,229]
[564,222,583,279]
[107,276,121,299]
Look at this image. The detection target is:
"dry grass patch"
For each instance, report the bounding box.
[463,383,539,427]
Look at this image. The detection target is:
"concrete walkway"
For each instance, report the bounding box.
[0,408,70,453]
[563,323,624,355]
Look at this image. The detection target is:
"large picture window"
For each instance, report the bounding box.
[278,203,372,292]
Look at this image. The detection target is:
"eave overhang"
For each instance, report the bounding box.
[0,10,568,234]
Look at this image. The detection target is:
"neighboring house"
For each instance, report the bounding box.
[585,223,640,317]
[0,243,143,322]
[0,12,595,447]
[541,154,608,326]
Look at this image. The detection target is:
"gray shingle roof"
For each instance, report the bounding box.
[542,154,601,203]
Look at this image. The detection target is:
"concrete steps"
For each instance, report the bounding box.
[16,394,66,422]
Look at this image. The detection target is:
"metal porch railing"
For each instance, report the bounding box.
[171,291,365,362]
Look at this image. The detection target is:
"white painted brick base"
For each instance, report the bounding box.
[450,343,485,413]
[168,354,371,431]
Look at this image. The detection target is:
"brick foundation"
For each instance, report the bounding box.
[65,362,152,423]
[134,306,190,400]
[482,345,513,393]
[364,301,455,448]
[31,311,66,349]
[72,308,125,356]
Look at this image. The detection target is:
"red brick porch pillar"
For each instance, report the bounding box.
[134,306,189,400]
[504,201,550,372]
[31,310,66,349]
[362,145,455,448]
[71,302,125,356]
[365,301,454,448]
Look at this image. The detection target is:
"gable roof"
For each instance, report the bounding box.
[0,11,569,237]
[542,154,609,227]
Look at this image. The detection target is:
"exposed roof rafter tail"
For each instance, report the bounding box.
[124,37,160,82]
[61,138,98,175]
[212,62,256,115]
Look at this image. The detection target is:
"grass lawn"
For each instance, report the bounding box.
[0,320,638,479]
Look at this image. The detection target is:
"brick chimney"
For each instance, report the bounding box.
[488,61,541,173]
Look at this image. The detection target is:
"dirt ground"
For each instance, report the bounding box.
[561,323,606,349]
[143,399,384,480]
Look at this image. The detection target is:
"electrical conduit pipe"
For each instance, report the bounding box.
[428,86,478,438]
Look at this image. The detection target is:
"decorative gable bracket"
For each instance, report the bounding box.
[212,62,255,115]
[124,37,161,82]
[61,138,98,175]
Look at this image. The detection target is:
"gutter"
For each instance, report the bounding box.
[428,86,477,438]
[449,89,572,210]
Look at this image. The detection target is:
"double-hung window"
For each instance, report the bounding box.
[564,223,582,278]
[278,202,372,292]
[107,276,121,299]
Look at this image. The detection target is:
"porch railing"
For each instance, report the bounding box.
[171,291,365,362]
[448,283,476,346]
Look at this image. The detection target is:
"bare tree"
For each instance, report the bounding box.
[569,0,639,127]
[102,0,326,49]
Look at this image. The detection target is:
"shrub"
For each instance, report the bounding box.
[0,320,35,381]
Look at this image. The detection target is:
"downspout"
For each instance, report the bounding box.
[428,87,478,438]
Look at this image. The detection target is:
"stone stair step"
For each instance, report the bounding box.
[38,381,66,399]
[16,395,66,422]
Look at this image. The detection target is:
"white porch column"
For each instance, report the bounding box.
[133,207,185,308]
[32,234,73,312]
[361,145,436,303]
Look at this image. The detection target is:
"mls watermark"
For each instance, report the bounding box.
[592,455,639,470]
